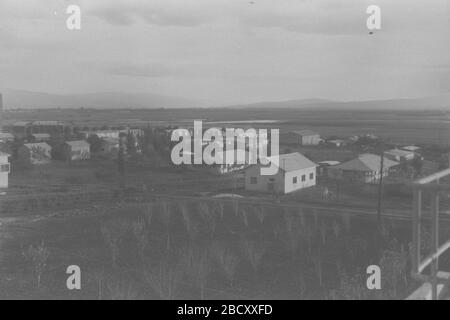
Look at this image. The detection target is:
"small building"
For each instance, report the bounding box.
[12,121,31,139]
[0,152,10,188]
[317,161,341,177]
[12,121,66,139]
[244,152,317,194]
[63,140,91,161]
[31,133,51,142]
[328,153,398,183]
[385,148,415,162]
[327,139,346,147]
[0,132,14,143]
[18,142,52,165]
[205,150,251,175]
[79,130,123,140]
[127,128,144,138]
[282,130,321,146]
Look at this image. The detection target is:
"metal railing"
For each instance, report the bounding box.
[410,168,450,300]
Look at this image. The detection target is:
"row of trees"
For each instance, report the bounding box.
[94,199,417,300]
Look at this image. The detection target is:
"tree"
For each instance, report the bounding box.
[87,135,102,153]
[117,136,127,188]
[126,131,137,155]
[411,157,423,178]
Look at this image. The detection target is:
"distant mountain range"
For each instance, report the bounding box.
[229,95,450,111]
[1,89,449,111]
[1,90,204,109]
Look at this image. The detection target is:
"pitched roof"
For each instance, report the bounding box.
[401,145,421,152]
[102,137,120,145]
[23,142,52,150]
[291,130,319,136]
[32,121,62,126]
[65,140,90,148]
[13,121,31,126]
[318,161,341,166]
[385,148,414,157]
[32,133,51,138]
[204,149,251,164]
[266,152,317,172]
[333,153,398,172]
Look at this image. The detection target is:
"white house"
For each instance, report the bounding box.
[18,142,52,165]
[0,133,14,143]
[327,153,398,183]
[63,140,91,161]
[79,130,122,140]
[401,145,421,152]
[281,130,321,146]
[0,152,10,188]
[31,133,51,142]
[205,149,251,174]
[317,160,341,177]
[244,152,317,194]
[385,148,415,162]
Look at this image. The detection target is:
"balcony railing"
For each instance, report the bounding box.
[408,168,450,300]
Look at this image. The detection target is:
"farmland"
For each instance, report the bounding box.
[4,108,450,146]
[3,192,449,300]
[0,107,449,299]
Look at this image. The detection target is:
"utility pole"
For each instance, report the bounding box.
[376,147,385,233]
[118,135,127,189]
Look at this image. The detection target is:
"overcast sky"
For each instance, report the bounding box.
[0,0,449,105]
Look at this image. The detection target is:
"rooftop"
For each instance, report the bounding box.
[32,133,51,138]
[333,153,399,172]
[23,142,51,150]
[0,133,14,138]
[318,161,341,166]
[401,145,421,152]
[102,137,120,145]
[385,148,415,157]
[13,121,31,126]
[291,129,319,136]
[266,152,317,172]
[32,121,62,126]
[65,140,90,148]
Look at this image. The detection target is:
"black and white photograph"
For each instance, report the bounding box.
[0,0,449,304]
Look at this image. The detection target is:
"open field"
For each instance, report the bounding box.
[1,107,449,299]
[4,108,450,146]
[2,194,449,300]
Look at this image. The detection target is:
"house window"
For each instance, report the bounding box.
[310,172,314,180]
[250,177,257,184]
[293,176,297,184]
[302,175,306,181]
[0,163,10,173]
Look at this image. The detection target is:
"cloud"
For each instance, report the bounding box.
[239,10,363,35]
[89,0,214,27]
[88,0,364,34]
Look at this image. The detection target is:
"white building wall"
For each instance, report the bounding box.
[245,165,316,194]
[284,167,316,193]
[0,154,10,188]
[0,173,7,188]
[244,165,284,193]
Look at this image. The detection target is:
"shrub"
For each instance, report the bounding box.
[22,241,50,288]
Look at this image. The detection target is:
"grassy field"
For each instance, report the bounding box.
[4,108,450,146]
[3,195,448,300]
